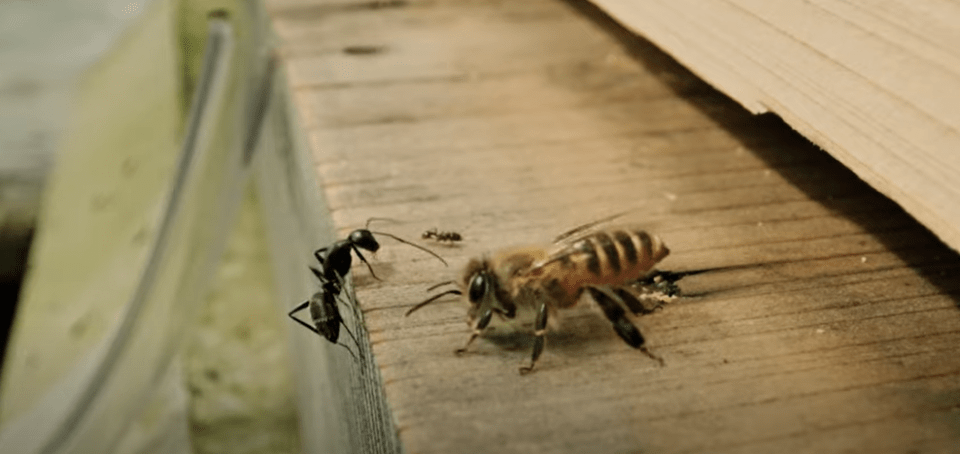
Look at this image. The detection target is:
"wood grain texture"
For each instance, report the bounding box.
[267,0,960,452]
[586,0,960,255]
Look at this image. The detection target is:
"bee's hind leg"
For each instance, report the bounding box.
[587,286,664,366]
[519,303,549,375]
[611,286,664,316]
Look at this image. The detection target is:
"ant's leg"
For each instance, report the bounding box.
[334,339,359,361]
[587,286,664,366]
[455,308,492,355]
[331,285,364,355]
[290,299,358,360]
[611,287,664,316]
[339,321,362,354]
[313,247,329,265]
[519,303,549,375]
[288,301,323,336]
[351,246,381,280]
[308,266,324,281]
[340,270,367,322]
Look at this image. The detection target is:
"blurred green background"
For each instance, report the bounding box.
[0,1,302,452]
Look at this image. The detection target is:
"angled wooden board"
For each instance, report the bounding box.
[267,0,960,452]
[586,0,960,255]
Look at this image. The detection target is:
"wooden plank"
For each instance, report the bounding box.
[266,0,960,452]
[585,0,960,254]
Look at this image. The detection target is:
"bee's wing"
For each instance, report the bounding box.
[552,210,631,244]
[539,220,665,273]
[530,237,595,272]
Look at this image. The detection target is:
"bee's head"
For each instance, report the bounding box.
[463,259,515,320]
[462,258,491,304]
[467,271,489,304]
[349,229,380,253]
[404,258,509,319]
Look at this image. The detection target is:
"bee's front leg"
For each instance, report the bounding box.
[455,308,492,355]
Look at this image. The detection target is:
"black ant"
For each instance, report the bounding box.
[422,228,463,244]
[289,218,448,355]
[288,267,362,359]
[314,218,448,291]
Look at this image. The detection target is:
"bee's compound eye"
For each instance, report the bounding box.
[468,273,487,304]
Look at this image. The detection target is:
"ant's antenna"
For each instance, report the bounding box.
[368,231,449,266]
[360,217,449,266]
[365,217,402,228]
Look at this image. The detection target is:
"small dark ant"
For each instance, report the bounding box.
[289,218,448,356]
[422,228,463,244]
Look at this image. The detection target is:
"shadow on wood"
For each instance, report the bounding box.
[563,0,960,310]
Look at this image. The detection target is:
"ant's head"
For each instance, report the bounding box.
[349,229,380,252]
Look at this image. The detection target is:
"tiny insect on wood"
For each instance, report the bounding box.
[422,228,463,244]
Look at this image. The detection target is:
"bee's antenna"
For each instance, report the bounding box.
[405,289,463,316]
[369,230,449,267]
[426,280,457,291]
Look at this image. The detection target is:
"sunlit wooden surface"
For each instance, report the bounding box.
[267,0,960,452]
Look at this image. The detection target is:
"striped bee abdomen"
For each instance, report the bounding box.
[569,228,669,283]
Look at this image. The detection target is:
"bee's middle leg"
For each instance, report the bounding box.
[519,302,549,375]
[588,286,664,366]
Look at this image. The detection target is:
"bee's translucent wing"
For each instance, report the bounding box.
[532,235,598,272]
[537,223,666,274]
[552,210,630,244]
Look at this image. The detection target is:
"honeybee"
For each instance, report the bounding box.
[406,224,677,374]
